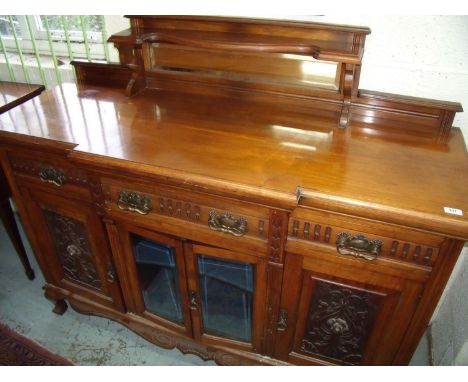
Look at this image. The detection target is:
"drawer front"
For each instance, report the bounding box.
[101,178,270,258]
[288,208,444,268]
[8,152,89,191]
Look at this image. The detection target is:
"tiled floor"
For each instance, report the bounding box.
[0,212,430,366]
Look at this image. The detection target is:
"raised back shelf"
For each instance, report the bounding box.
[111,16,371,63]
[73,16,462,142]
[108,16,371,128]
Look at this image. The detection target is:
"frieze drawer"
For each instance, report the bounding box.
[7,152,89,192]
[288,207,445,268]
[101,178,270,258]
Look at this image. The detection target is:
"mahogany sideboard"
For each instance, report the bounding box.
[0,16,467,366]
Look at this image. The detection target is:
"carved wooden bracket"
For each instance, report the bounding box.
[339,63,355,128]
[112,42,146,97]
[140,32,321,57]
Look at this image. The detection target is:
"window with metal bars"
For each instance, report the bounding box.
[0,15,112,88]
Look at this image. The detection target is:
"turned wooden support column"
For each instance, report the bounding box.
[339,63,355,129]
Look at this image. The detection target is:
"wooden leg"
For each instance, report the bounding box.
[0,196,35,280]
[52,299,68,315]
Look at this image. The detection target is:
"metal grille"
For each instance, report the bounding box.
[0,15,112,88]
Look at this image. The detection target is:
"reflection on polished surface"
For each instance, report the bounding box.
[132,235,184,324]
[0,83,467,227]
[0,82,43,112]
[150,44,340,91]
[197,255,254,343]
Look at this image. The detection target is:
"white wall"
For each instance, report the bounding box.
[106,15,468,139]
[278,16,468,141]
[103,15,130,63]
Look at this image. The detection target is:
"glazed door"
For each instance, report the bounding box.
[20,186,124,311]
[185,244,267,353]
[111,223,193,336]
[275,252,424,365]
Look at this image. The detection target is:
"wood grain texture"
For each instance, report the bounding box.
[111,15,370,64]
[0,82,44,114]
[0,83,465,239]
[72,61,131,89]
[44,282,287,365]
[0,17,466,366]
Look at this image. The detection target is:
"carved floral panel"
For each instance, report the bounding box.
[300,278,381,365]
[43,210,102,290]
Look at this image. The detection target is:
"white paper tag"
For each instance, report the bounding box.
[444,207,463,216]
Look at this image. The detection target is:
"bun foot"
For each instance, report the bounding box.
[52,299,68,315]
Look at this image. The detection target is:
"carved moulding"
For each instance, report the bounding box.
[46,284,284,365]
[268,210,289,263]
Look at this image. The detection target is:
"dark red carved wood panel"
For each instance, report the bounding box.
[43,210,102,290]
[300,279,381,365]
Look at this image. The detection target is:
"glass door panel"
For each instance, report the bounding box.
[132,234,183,324]
[197,255,254,342]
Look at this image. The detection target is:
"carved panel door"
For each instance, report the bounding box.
[20,186,124,311]
[275,252,424,365]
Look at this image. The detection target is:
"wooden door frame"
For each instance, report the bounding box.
[275,251,424,365]
[184,243,268,354]
[19,185,125,311]
[112,222,193,337]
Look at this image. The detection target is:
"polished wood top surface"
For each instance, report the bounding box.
[0,83,466,238]
[0,81,44,114]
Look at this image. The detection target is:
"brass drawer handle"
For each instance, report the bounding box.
[117,190,152,215]
[39,167,66,187]
[336,232,382,261]
[208,210,248,237]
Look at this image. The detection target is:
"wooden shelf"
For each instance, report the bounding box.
[109,15,371,65]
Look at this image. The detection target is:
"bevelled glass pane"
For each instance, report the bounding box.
[132,235,183,324]
[149,44,341,91]
[198,255,254,342]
